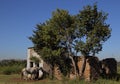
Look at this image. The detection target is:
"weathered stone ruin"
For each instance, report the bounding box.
[100,58,117,79]
[27,47,43,69]
[25,47,118,81]
[76,56,101,81]
[54,64,62,80]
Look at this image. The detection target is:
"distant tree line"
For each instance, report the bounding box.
[0,59,26,66]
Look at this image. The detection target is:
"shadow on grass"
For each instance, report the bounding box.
[100,73,120,81]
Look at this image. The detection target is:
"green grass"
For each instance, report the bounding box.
[0,74,120,84]
[0,65,24,75]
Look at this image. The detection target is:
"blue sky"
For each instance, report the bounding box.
[0,0,120,61]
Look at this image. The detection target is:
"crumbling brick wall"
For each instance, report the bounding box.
[54,64,62,80]
[77,56,101,81]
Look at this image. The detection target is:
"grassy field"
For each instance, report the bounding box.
[0,74,120,84]
[0,61,120,84]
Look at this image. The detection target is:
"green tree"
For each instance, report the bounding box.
[29,9,77,78]
[29,4,111,79]
[50,9,77,77]
[75,4,111,76]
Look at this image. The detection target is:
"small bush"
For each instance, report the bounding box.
[2,65,25,75]
[0,59,26,75]
[3,68,13,75]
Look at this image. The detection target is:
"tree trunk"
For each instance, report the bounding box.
[79,56,86,77]
[69,55,77,78]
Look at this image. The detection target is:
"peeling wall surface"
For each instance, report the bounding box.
[27,47,43,69]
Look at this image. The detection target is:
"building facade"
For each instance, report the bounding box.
[27,47,43,69]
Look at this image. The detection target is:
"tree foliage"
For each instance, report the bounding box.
[29,4,111,77]
[75,4,111,56]
[30,56,40,63]
[29,9,77,63]
[29,9,77,76]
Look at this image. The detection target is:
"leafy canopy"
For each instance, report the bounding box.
[29,9,76,65]
[75,4,111,56]
[29,4,111,65]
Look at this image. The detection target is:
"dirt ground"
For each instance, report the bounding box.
[0,74,55,84]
